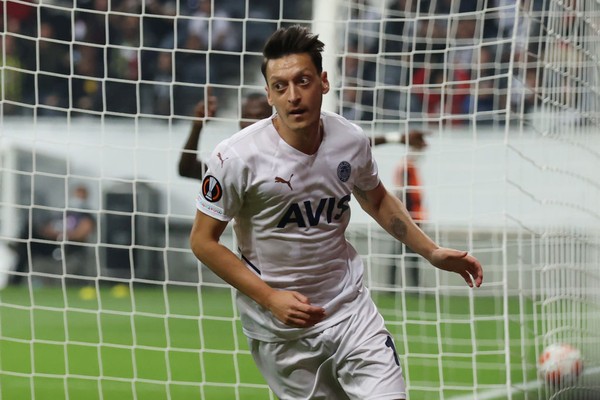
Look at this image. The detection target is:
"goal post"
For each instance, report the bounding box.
[312,0,339,113]
[1,1,599,399]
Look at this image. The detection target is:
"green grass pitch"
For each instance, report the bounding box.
[0,285,540,399]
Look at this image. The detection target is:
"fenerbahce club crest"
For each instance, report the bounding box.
[202,175,223,202]
[337,161,351,182]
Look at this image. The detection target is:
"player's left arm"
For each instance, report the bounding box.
[353,182,483,288]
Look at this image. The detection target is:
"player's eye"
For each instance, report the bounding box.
[272,82,286,92]
[299,77,310,86]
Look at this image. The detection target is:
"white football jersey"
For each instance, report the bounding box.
[196,111,380,342]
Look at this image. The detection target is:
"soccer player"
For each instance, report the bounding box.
[190,25,483,399]
[178,91,272,179]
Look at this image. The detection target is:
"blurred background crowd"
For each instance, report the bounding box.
[339,0,549,125]
[1,0,553,125]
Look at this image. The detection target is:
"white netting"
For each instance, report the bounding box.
[1,1,599,399]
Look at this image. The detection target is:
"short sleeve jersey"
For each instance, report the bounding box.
[196,111,380,342]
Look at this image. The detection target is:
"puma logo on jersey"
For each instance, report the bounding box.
[275,174,294,190]
[277,194,351,228]
[217,152,229,167]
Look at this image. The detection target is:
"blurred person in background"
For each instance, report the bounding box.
[147,51,174,116]
[185,0,241,84]
[37,20,71,115]
[0,34,24,115]
[9,185,96,287]
[374,131,428,291]
[72,45,104,114]
[460,45,509,125]
[105,12,140,115]
[339,42,376,122]
[178,91,272,180]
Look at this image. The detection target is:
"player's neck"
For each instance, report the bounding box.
[273,117,323,155]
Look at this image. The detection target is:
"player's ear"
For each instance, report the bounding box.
[321,72,330,94]
[265,85,274,106]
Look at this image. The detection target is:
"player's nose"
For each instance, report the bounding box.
[287,84,301,104]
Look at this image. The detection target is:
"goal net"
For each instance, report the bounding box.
[1,0,599,399]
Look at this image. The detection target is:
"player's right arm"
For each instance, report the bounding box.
[189,211,326,328]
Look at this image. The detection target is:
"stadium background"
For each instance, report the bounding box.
[1,0,599,399]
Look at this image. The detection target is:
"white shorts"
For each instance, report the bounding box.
[248,289,406,400]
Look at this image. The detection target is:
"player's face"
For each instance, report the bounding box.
[265,53,329,134]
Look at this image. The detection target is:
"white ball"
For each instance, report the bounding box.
[538,343,583,386]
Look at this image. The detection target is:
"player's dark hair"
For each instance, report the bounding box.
[261,25,324,81]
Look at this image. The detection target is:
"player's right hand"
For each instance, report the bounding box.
[265,290,326,328]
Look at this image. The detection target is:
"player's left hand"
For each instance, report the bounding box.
[429,247,483,288]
